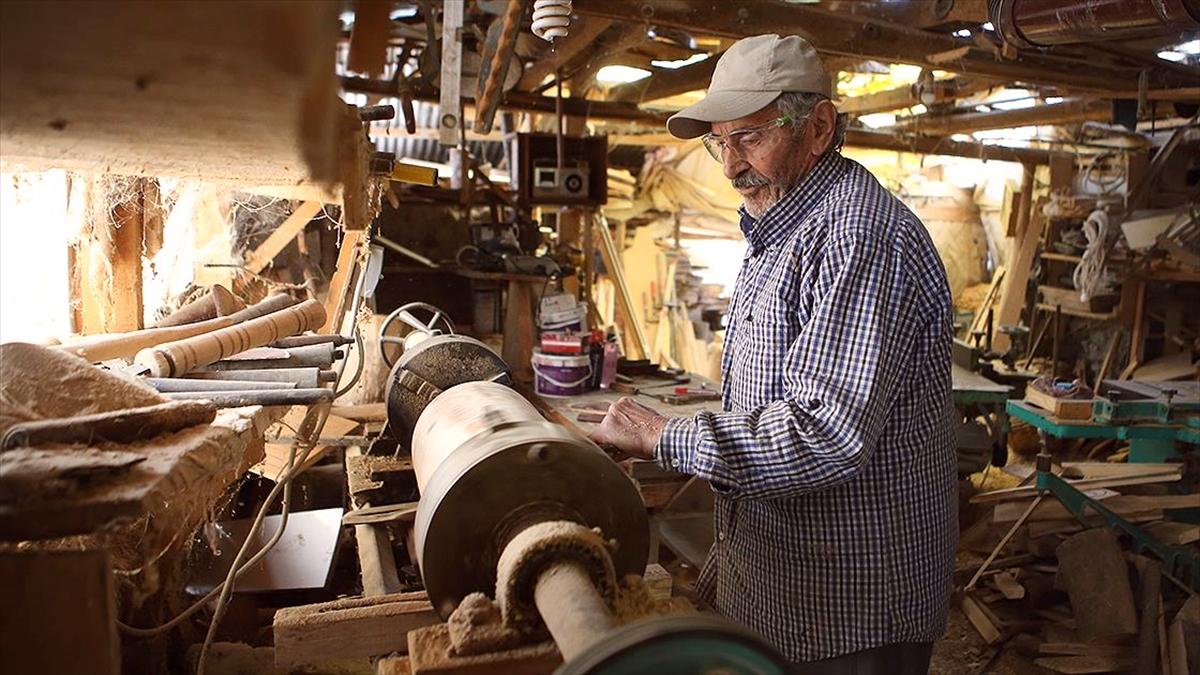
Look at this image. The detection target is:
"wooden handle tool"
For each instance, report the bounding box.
[58,294,296,363]
[135,299,327,377]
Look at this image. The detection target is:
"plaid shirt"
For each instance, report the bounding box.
[656,152,958,662]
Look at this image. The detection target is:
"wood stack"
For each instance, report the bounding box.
[960,462,1199,674]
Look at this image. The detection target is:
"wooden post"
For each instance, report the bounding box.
[72,176,145,335]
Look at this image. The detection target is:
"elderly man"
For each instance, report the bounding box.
[590,35,957,673]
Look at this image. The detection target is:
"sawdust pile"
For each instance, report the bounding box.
[0,342,164,435]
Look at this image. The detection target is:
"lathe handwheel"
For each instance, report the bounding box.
[379,301,456,369]
[555,614,792,675]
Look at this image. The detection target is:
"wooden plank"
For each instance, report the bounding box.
[346,0,391,77]
[1133,352,1197,381]
[0,549,119,675]
[994,197,1044,352]
[437,0,464,146]
[1034,655,1137,673]
[244,201,322,274]
[596,215,650,360]
[273,592,438,668]
[0,406,278,542]
[962,594,1003,644]
[320,229,365,334]
[0,1,340,183]
[973,472,1185,505]
[891,98,1109,136]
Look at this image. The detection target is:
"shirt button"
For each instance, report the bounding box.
[670,459,679,468]
[718,531,726,541]
[744,314,753,323]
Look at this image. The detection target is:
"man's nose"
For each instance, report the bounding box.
[723,151,749,180]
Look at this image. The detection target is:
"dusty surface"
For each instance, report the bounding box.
[0,342,164,435]
[408,623,561,674]
[931,602,1043,675]
[495,520,616,633]
[447,592,527,656]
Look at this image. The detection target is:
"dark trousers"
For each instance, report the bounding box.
[791,641,934,675]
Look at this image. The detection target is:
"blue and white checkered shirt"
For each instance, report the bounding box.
[656,152,958,663]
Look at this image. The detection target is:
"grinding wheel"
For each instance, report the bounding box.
[384,334,510,448]
[554,614,792,675]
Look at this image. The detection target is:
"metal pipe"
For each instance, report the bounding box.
[993,0,1200,48]
[163,388,334,407]
[533,561,619,661]
[182,367,329,388]
[145,377,296,392]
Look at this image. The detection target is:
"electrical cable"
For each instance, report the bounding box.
[334,327,366,399]
[195,403,329,674]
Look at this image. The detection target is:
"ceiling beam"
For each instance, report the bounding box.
[844,129,1065,165]
[840,77,1001,115]
[340,76,668,123]
[517,17,613,90]
[575,1,1187,93]
[609,53,719,103]
[889,98,1110,135]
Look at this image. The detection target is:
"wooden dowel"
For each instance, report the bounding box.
[58,294,296,363]
[135,299,326,377]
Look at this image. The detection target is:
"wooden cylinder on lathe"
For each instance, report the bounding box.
[135,299,327,377]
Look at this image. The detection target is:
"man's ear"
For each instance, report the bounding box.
[809,99,838,157]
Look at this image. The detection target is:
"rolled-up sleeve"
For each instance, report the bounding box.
[654,226,921,500]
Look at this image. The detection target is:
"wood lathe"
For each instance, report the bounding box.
[370,305,791,674]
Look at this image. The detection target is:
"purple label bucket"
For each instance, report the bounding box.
[531,351,592,398]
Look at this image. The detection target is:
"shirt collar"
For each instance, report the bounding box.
[737,152,848,253]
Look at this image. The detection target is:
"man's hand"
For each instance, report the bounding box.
[588,397,669,461]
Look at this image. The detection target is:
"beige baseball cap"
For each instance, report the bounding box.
[667,34,831,140]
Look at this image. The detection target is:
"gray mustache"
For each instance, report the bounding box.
[732,171,770,189]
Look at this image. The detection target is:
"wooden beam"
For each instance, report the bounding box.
[840,77,999,115]
[320,229,365,334]
[273,591,438,668]
[473,0,527,134]
[610,54,719,103]
[575,2,1187,93]
[993,197,1045,353]
[0,1,341,183]
[891,98,1110,135]
[843,129,1063,165]
[0,549,119,675]
[72,176,145,335]
[244,201,323,274]
[518,17,613,90]
[342,76,669,123]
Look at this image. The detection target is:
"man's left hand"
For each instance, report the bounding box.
[587,397,669,461]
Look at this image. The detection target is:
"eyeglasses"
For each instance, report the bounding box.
[701,115,793,162]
